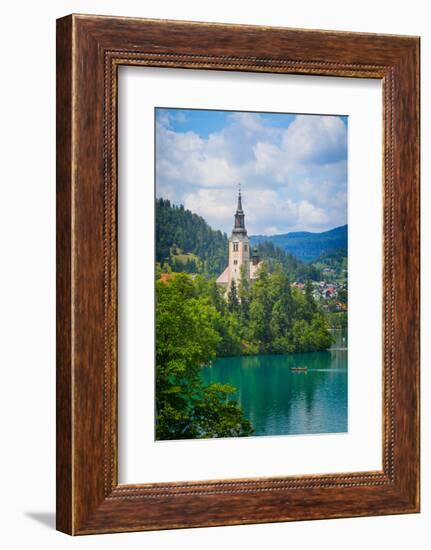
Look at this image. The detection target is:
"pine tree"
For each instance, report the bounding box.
[227,279,240,314]
[238,265,251,321]
[304,280,317,321]
[249,264,272,349]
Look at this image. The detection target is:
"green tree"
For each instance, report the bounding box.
[309,313,333,350]
[238,264,251,321]
[155,274,253,439]
[338,286,348,305]
[303,280,317,321]
[227,279,240,314]
[249,264,272,349]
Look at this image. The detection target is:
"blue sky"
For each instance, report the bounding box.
[155,107,348,236]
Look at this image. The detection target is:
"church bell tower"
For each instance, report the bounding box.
[216,185,261,290]
[228,185,250,285]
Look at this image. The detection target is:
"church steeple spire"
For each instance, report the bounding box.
[233,184,247,235]
[237,183,243,212]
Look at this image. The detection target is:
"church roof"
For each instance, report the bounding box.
[216,266,229,284]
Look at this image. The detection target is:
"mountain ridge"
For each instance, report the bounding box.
[250,225,347,262]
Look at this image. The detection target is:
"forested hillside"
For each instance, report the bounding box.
[156,198,228,276]
[256,241,320,282]
[251,225,347,262]
[156,198,320,281]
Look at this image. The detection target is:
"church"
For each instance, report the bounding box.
[216,187,262,291]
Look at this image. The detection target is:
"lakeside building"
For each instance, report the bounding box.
[216,188,262,291]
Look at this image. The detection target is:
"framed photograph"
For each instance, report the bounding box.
[56,14,420,534]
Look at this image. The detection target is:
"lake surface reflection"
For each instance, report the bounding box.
[201,331,347,437]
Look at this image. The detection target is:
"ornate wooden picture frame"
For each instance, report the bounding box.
[56,14,420,535]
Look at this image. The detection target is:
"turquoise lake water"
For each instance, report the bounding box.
[200,330,347,437]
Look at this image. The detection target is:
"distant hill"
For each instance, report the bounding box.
[250,225,347,262]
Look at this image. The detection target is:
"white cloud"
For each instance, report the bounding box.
[156,109,187,129]
[155,112,347,235]
[183,189,234,231]
[282,115,347,164]
[297,200,329,226]
[229,112,264,132]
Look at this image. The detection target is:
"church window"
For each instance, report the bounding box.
[234,260,238,265]
[233,242,239,252]
[244,244,248,252]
